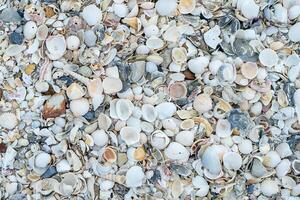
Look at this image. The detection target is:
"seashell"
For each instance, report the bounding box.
[32,178,59,196]
[125,166,144,187]
[102,77,123,94]
[147,54,164,65]
[261,179,279,197]
[192,176,209,197]
[216,119,232,138]
[194,117,213,136]
[171,179,183,198]
[294,89,300,122]
[70,98,89,117]
[202,146,222,175]
[56,159,71,173]
[168,82,187,100]
[292,184,300,196]
[58,173,79,197]
[155,0,178,16]
[35,152,51,169]
[282,176,296,190]
[66,150,82,171]
[259,48,278,67]
[163,26,180,43]
[155,102,177,120]
[84,30,97,47]
[82,4,102,26]
[133,147,146,161]
[239,0,259,19]
[292,160,300,174]
[144,25,159,38]
[151,130,170,150]
[164,142,190,161]
[193,94,213,113]
[180,119,195,130]
[175,131,194,146]
[238,139,253,154]
[66,35,80,50]
[204,25,222,49]
[162,118,178,131]
[66,83,85,100]
[289,22,300,42]
[98,113,112,131]
[288,5,300,20]
[178,0,196,14]
[263,151,281,168]
[276,159,291,178]
[0,113,18,130]
[241,62,258,79]
[122,17,141,31]
[217,63,237,84]
[42,93,66,119]
[223,152,242,170]
[103,147,117,163]
[113,3,129,18]
[23,21,37,40]
[142,104,157,122]
[37,24,48,41]
[172,47,187,65]
[276,142,293,158]
[187,56,209,74]
[116,99,134,121]
[120,126,140,145]
[5,44,26,57]
[45,35,66,60]
[251,158,267,177]
[92,130,109,147]
[146,36,164,50]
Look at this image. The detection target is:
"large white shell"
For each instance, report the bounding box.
[216,119,232,138]
[0,113,18,130]
[151,130,170,149]
[276,142,293,158]
[238,139,253,154]
[261,179,279,197]
[259,48,278,67]
[70,98,89,116]
[120,126,140,145]
[240,0,260,19]
[201,146,222,175]
[142,104,157,122]
[164,142,190,161]
[178,0,196,14]
[193,94,213,113]
[175,131,194,146]
[35,152,51,168]
[125,166,144,187]
[187,56,209,74]
[223,152,242,170]
[46,35,66,60]
[155,102,176,120]
[23,21,37,40]
[116,99,134,121]
[192,176,209,197]
[155,0,177,16]
[102,77,123,94]
[82,4,102,26]
[92,130,108,147]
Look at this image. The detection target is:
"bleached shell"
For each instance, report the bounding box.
[202,146,222,175]
[35,152,51,168]
[125,166,144,187]
[292,184,300,196]
[238,139,253,154]
[292,160,300,174]
[70,98,89,116]
[144,25,159,38]
[289,22,300,42]
[178,0,196,14]
[261,179,279,197]
[5,45,26,57]
[146,36,164,50]
[175,131,194,146]
[56,159,71,173]
[113,3,129,18]
[0,112,18,130]
[37,24,48,41]
[31,179,59,196]
[168,82,187,99]
[223,152,242,170]
[180,119,195,130]
[216,119,232,138]
[66,35,80,50]
[282,176,296,189]
[46,35,66,60]
[288,5,300,20]
[263,151,281,168]
[193,94,213,113]
[23,21,37,40]
[155,102,177,119]
[120,126,140,145]
[66,83,85,100]
[136,45,150,54]
[172,47,187,65]
[259,49,278,67]
[188,56,209,74]
[102,77,123,94]
[240,0,260,19]
[142,104,157,122]
[116,99,134,121]
[164,142,190,161]
[276,159,291,178]
[204,25,222,49]
[241,62,258,79]
[163,26,180,42]
[155,0,178,16]
[192,176,209,197]
[241,87,256,100]
[98,113,112,131]
[151,130,170,149]
[82,4,102,26]
[276,142,293,158]
[162,118,177,131]
[294,89,300,122]
[92,130,109,146]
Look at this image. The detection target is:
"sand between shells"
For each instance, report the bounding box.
[1,0,300,199]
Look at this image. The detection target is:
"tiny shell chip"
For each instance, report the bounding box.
[82,4,102,26]
[259,49,278,67]
[241,62,258,79]
[0,113,18,130]
[288,22,300,42]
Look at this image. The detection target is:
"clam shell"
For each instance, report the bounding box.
[35,152,51,168]
[120,126,140,145]
[0,112,18,130]
[276,159,291,178]
[259,48,278,67]
[187,56,209,74]
[142,104,157,122]
[103,147,117,163]
[146,36,164,50]
[45,35,66,60]
[276,142,293,158]
[238,139,253,154]
[241,62,258,79]
[216,119,232,138]
[175,131,194,146]
[70,98,89,117]
[289,22,300,42]
[193,94,213,113]
[168,82,187,100]
[292,160,300,174]
[178,0,196,14]
[164,142,190,161]
[180,119,195,130]
[202,146,222,175]
[261,179,279,197]
[23,21,37,40]
[92,130,108,147]
[192,176,209,197]
[240,0,259,19]
[125,166,144,187]
[155,0,178,16]
[66,83,85,100]
[102,77,123,94]
[82,4,102,26]
[116,99,134,121]
[155,102,177,120]
[98,113,112,131]
[223,152,242,170]
[37,24,49,41]
[66,35,80,50]
[263,151,281,168]
[151,130,170,150]
[172,47,187,65]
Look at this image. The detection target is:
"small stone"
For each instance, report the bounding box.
[9,32,24,45]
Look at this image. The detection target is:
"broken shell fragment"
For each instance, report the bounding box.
[193,94,213,113]
[70,98,89,117]
[125,166,144,187]
[165,142,190,161]
[103,77,123,94]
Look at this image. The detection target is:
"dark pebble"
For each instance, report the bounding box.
[247,184,255,194]
[83,111,95,121]
[9,32,24,45]
[41,166,57,178]
[0,143,7,153]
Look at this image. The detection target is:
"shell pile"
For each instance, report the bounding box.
[1,0,300,199]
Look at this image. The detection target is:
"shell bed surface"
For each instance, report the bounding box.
[1,0,300,199]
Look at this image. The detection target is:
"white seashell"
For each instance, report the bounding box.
[5,45,26,57]
[276,159,291,178]
[259,48,278,67]
[292,184,300,196]
[0,112,18,130]
[288,5,300,20]
[263,151,281,168]
[274,4,288,23]
[82,4,102,26]
[144,25,159,37]
[193,94,213,113]
[192,176,209,197]
[294,89,300,122]
[282,176,296,189]
[35,152,51,168]
[240,0,260,19]
[276,142,293,158]
[142,104,157,122]
[23,21,37,40]
[136,45,150,55]
[164,142,190,161]
[146,36,164,50]
[24,38,39,54]
[46,35,66,60]
[216,119,232,138]
[223,152,242,170]
[145,62,158,73]
[125,166,144,187]
[98,113,112,131]
[292,160,300,174]
[66,35,80,50]
[172,47,187,65]
[178,0,196,14]
[241,87,256,100]
[56,159,71,173]
[37,24,49,41]
[102,77,123,94]
[84,30,97,47]
[100,180,114,191]
[5,182,18,195]
[92,130,109,146]
[175,131,194,146]
[70,98,89,116]
[120,126,140,145]
[238,139,253,154]
[261,179,279,197]
[180,119,195,130]
[209,60,222,75]
[162,118,178,131]
[202,146,222,175]
[155,102,176,120]
[289,22,300,42]
[151,130,170,149]
[66,83,85,100]
[113,3,129,18]
[155,0,177,16]
[204,25,222,49]
[163,26,180,42]
[116,99,134,121]
[188,56,209,74]
[241,62,258,79]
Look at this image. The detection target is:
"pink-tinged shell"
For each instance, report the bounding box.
[67,16,85,32]
[250,80,271,93]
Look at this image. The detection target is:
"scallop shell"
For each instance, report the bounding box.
[0,112,18,130]
[263,151,281,168]
[66,35,80,50]
[261,179,279,197]
[45,35,66,60]
[178,0,196,14]
[82,4,102,26]
[120,126,140,145]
